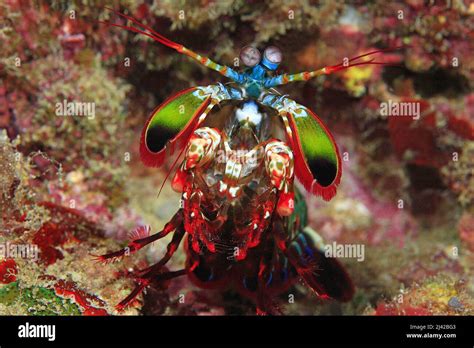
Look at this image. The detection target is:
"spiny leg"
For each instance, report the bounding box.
[255,253,282,316]
[95,209,183,263]
[116,269,187,311]
[272,216,306,270]
[256,258,269,315]
[272,216,354,302]
[133,225,186,279]
[116,225,186,311]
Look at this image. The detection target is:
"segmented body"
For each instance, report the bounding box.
[178,97,353,309]
[99,89,353,313]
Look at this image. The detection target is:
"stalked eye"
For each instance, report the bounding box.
[239,45,261,67]
[263,46,282,65]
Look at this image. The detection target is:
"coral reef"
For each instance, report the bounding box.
[0,132,141,315]
[372,276,473,316]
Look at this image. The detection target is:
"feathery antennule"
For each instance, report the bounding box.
[265,46,405,88]
[323,46,405,74]
[98,6,238,81]
[99,6,182,51]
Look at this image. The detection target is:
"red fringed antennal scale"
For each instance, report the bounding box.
[291,141,342,202]
[138,87,209,169]
[286,109,343,202]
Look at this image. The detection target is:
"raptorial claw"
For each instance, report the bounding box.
[183,127,221,170]
[264,140,294,189]
[264,140,295,216]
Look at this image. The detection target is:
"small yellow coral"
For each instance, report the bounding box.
[342,65,374,97]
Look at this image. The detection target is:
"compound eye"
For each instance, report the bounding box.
[263,46,282,65]
[239,45,261,67]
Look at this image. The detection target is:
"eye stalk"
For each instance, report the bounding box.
[239,45,261,67]
[262,46,282,70]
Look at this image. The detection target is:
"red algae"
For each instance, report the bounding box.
[0,259,18,284]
